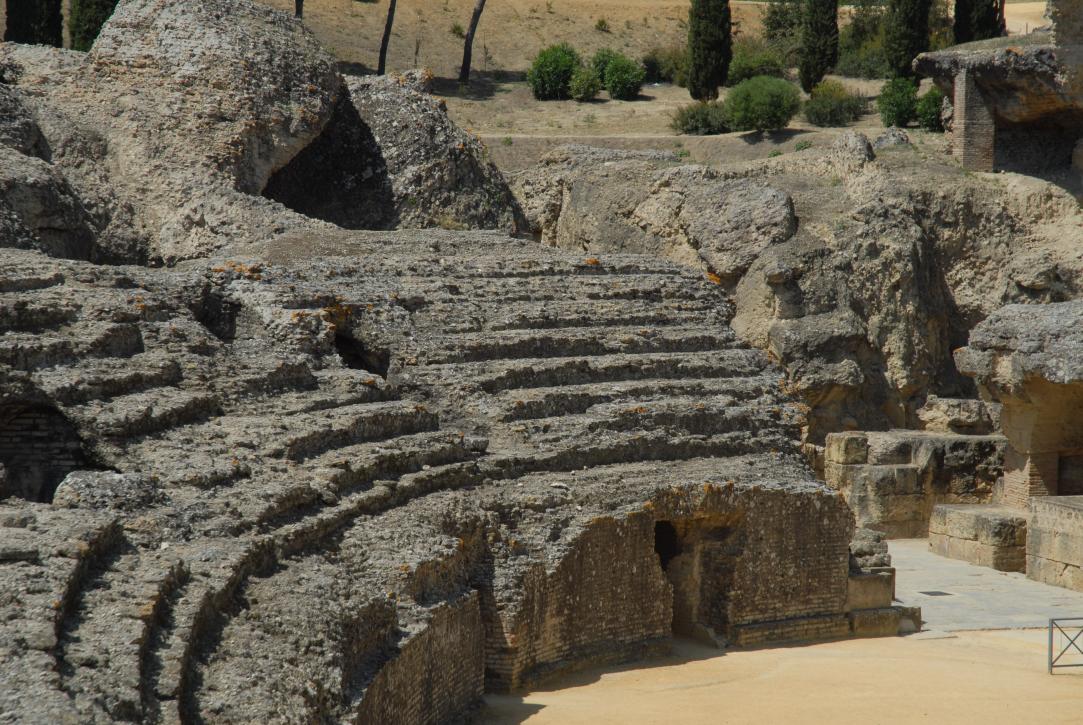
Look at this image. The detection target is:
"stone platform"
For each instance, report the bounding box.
[928,504,1027,572]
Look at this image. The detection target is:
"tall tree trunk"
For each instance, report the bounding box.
[295,0,303,18]
[378,0,397,75]
[458,0,487,85]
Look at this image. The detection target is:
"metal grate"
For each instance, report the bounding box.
[1049,618,1083,674]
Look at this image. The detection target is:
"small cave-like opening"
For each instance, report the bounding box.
[654,520,682,571]
[261,91,397,230]
[0,402,91,503]
[334,333,391,378]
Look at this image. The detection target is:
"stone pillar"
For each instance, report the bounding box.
[953,69,996,172]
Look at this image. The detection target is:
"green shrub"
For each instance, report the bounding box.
[803,79,867,126]
[527,43,581,100]
[723,76,801,132]
[726,39,786,86]
[451,22,466,38]
[570,66,602,102]
[670,101,729,135]
[642,45,690,86]
[762,0,803,43]
[591,48,621,85]
[916,86,945,131]
[877,77,917,127]
[604,54,647,100]
[595,17,610,32]
[835,37,892,79]
[69,0,118,51]
[795,140,813,151]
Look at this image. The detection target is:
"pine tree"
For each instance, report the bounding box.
[69,0,119,52]
[798,0,839,92]
[687,0,732,101]
[4,0,63,47]
[884,0,932,77]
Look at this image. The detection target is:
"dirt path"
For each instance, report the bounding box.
[480,630,1083,724]
[1004,2,1050,35]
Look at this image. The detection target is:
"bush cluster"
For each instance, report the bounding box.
[642,45,690,86]
[726,39,786,86]
[569,66,602,102]
[527,44,581,100]
[670,101,729,135]
[529,45,645,101]
[916,86,945,131]
[604,54,647,100]
[877,77,918,127]
[724,76,800,132]
[803,80,866,126]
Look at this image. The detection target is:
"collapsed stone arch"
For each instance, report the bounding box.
[0,401,89,502]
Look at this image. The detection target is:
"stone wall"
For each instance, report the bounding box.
[0,403,89,502]
[1026,496,1083,591]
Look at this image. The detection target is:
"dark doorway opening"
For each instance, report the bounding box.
[654,520,682,571]
[4,0,63,46]
[0,402,90,502]
[334,333,390,378]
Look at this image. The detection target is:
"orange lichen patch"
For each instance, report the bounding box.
[584,257,601,266]
[398,564,411,573]
[362,378,379,387]
[705,272,723,285]
[624,406,649,415]
[321,301,353,329]
[212,260,263,280]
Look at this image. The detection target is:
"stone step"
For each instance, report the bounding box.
[507,397,799,447]
[417,324,737,365]
[494,375,780,421]
[402,348,772,394]
[59,550,187,723]
[262,401,440,462]
[405,273,724,306]
[0,321,143,370]
[34,356,183,405]
[70,387,221,439]
[413,298,723,334]
[0,292,81,331]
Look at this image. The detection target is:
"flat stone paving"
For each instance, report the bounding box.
[892,538,1083,631]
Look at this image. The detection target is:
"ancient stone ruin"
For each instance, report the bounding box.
[929,301,1083,587]
[916,0,1083,173]
[0,1,924,722]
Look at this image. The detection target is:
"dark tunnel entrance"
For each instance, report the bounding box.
[654,520,682,571]
[334,333,391,378]
[0,402,91,502]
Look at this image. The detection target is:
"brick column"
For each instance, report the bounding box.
[62,0,72,49]
[1050,0,1083,46]
[953,69,996,172]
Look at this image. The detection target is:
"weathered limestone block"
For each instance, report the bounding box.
[917,395,1000,434]
[825,430,1005,537]
[928,504,1027,571]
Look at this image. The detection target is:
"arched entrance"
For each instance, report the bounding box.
[0,402,89,502]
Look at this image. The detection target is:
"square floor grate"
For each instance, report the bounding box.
[919,590,954,597]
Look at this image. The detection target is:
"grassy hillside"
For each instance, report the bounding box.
[257,0,768,79]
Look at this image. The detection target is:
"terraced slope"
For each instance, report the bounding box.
[0,236,898,724]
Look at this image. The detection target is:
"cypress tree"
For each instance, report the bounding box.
[687,0,732,101]
[969,0,1003,40]
[884,0,932,77]
[4,0,63,47]
[69,0,120,51]
[798,0,839,92]
[953,0,974,43]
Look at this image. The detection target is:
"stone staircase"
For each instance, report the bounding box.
[0,241,913,724]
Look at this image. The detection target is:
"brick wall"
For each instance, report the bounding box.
[353,593,485,724]
[0,403,88,502]
[953,69,996,172]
